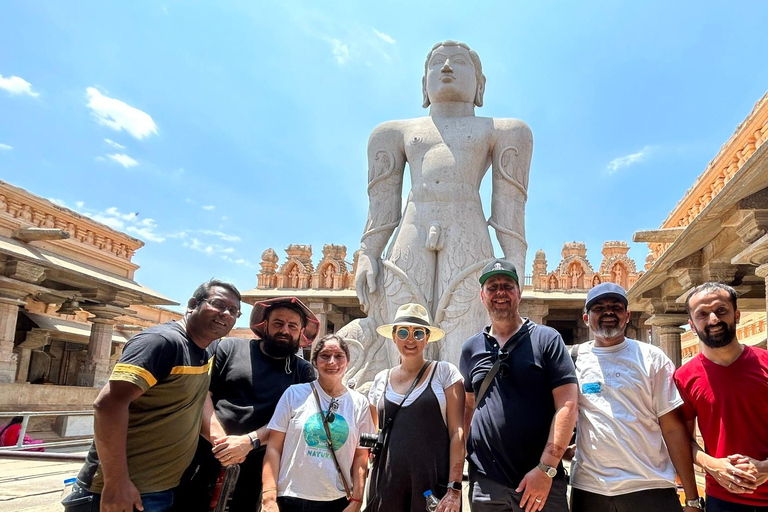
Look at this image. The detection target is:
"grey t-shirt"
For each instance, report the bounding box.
[209,337,315,435]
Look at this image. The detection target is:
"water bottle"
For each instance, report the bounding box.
[61,478,76,500]
[424,490,440,511]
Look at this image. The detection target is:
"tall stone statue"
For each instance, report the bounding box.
[341,41,532,383]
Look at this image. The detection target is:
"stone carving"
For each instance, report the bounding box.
[276,245,314,289]
[0,195,6,212]
[341,40,533,380]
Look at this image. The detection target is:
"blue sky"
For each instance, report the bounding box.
[2,1,767,325]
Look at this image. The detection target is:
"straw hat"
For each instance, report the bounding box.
[376,303,445,342]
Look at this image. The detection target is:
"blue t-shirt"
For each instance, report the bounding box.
[460,319,577,487]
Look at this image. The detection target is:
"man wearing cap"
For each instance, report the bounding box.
[569,282,701,512]
[460,259,578,512]
[176,297,319,512]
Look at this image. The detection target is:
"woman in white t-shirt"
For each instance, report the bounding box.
[262,334,375,512]
[364,303,465,512]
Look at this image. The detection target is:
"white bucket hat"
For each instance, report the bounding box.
[376,303,445,342]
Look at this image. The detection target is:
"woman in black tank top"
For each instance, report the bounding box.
[365,303,465,512]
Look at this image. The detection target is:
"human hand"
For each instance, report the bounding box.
[515,467,553,512]
[562,444,576,461]
[729,454,768,486]
[342,500,363,512]
[212,435,251,466]
[704,455,757,493]
[436,489,461,512]
[261,498,279,512]
[100,477,143,512]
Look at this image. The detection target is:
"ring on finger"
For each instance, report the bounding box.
[535,498,542,503]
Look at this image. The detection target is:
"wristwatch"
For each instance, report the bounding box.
[446,481,462,492]
[537,462,557,478]
[247,432,261,450]
[685,497,705,509]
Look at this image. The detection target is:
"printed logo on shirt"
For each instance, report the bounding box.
[304,412,349,454]
[582,382,601,394]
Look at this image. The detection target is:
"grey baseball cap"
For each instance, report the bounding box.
[585,282,628,311]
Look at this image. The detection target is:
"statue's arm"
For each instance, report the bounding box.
[355,122,406,307]
[490,119,533,273]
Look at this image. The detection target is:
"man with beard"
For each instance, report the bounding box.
[460,259,578,512]
[568,283,702,512]
[175,297,319,512]
[675,282,768,511]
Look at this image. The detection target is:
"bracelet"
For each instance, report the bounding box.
[349,497,363,503]
[262,488,277,494]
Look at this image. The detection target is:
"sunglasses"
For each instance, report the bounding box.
[394,326,429,342]
[325,397,340,423]
[496,349,511,378]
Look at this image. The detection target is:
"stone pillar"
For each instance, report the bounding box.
[15,347,32,382]
[756,263,768,321]
[646,314,687,367]
[0,298,25,383]
[78,306,124,388]
[519,300,549,325]
[309,302,329,340]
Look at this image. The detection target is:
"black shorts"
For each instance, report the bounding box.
[571,487,680,512]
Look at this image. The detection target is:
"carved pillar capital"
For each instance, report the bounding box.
[646,314,687,367]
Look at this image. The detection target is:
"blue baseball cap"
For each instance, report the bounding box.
[585,282,628,312]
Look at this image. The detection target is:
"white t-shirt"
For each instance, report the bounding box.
[570,338,683,496]
[268,382,375,501]
[367,361,463,425]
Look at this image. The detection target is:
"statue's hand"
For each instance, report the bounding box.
[355,253,380,313]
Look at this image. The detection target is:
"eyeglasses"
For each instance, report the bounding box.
[325,397,340,423]
[394,326,429,342]
[203,298,241,318]
[496,349,511,378]
[318,353,347,363]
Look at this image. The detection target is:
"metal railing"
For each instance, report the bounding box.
[0,410,93,451]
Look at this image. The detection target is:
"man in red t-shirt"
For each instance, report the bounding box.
[675,282,768,511]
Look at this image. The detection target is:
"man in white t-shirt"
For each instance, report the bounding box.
[569,283,702,512]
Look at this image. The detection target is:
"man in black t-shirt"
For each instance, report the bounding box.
[175,296,320,512]
[460,259,578,512]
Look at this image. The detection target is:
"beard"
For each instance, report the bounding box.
[695,321,736,348]
[261,332,301,358]
[594,315,626,339]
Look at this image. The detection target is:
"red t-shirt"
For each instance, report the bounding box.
[674,345,768,506]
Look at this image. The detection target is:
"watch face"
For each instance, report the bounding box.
[447,482,462,491]
[546,467,557,477]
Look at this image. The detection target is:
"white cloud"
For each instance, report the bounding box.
[0,74,39,97]
[126,218,165,242]
[86,87,158,140]
[0,143,12,151]
[107,153,139,168]
[184,237,235,256]
[202,205,215,211]
[71,203,165,243]
[327,38,350,65]
[49,198,67,207]
[222,255,255,267]
[199,230,241,243]
[606,146,652,174]
[104,138,125,150]
[373,29,395,44]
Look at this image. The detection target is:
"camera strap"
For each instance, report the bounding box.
[474,323,529,410]
[311,382,353,500]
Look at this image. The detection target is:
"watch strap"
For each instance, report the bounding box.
[446,481,462,491]
[537,462,557,478]
[685,497,704,509]
[247,432,261,450]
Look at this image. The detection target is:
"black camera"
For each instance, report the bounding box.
[359,429,386,456]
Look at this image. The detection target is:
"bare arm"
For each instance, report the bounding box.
[93,380,145,512]
[201,392,225,443]
[463,392,474,443]
[490,120,533,271]
[437,381,466,512]
[261,430,286,512]
[517,383,578,512]
[685,418,758,494]
[659,408,699,502]
[342,448,369,512]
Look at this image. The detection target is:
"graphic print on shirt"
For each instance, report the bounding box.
[304,412,349,456]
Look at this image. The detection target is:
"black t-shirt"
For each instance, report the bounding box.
[459,319,577,488]
[209,337,315,435]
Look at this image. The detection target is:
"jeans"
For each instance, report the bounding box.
[62,482,175,512]
[705,495,768,512]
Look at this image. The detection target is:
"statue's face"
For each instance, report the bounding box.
[425,45,477,104]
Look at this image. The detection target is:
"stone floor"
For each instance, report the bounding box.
[0,457,81,512]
